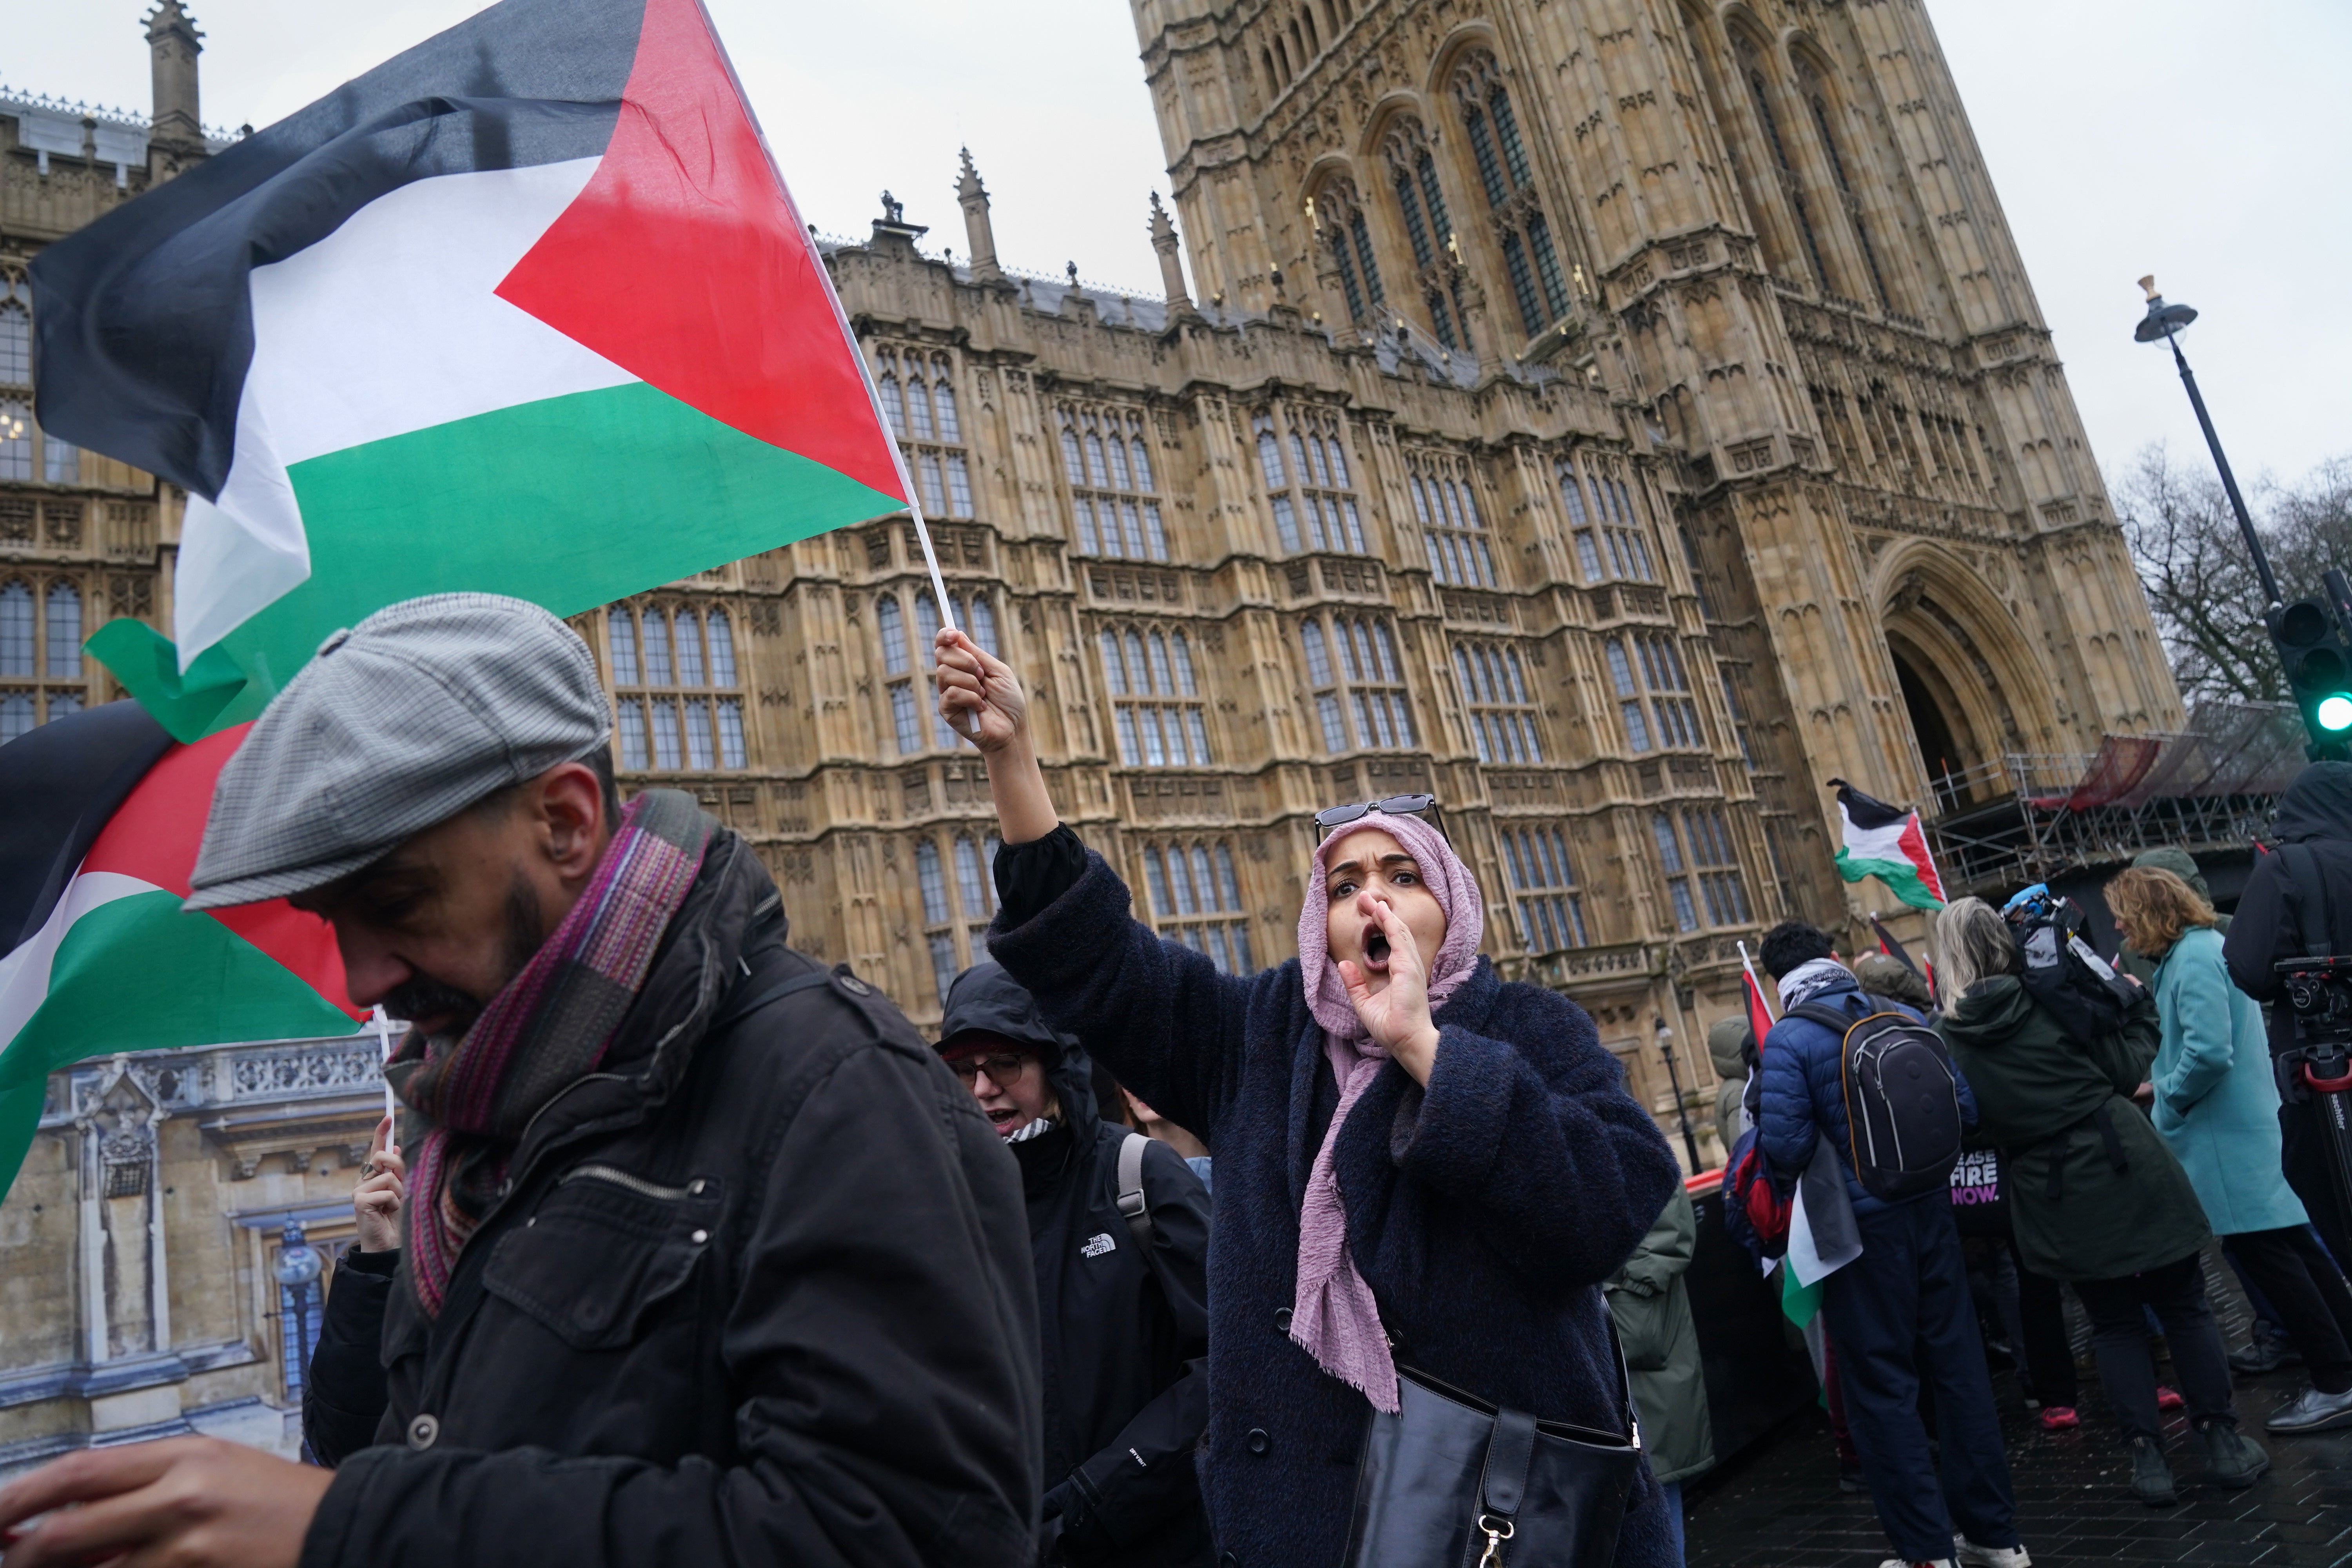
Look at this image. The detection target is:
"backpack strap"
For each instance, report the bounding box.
[1116,1131,1153,1250]
[1788,1002,1861,1036]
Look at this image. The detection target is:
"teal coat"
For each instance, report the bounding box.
[2150,926,2307,1236]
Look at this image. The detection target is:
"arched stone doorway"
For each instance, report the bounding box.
[1887,631,1982,808]
[1877,552,2052,812]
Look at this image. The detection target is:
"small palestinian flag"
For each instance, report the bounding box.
[33,0,906,740]
[1737,941,1775,1049]
[0,705,361,1199]
[1829,780,1946,911]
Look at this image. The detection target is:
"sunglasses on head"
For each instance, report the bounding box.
[1314,793,1442,840]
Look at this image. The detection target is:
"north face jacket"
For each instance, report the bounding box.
[939,963,1214,1568]
[298,814,1040,1568]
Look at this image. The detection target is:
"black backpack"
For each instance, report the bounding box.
[1791,1002,1966,1202]
[2004,886,2138,1044]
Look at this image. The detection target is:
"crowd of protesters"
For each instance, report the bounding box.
[1,596,2348,1568]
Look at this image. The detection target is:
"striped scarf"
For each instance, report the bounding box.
[400,789,712,1317]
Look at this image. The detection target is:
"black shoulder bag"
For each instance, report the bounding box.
[1340,1332,1643,1568]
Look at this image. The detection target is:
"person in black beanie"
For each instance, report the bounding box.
[939,963,1214,1568]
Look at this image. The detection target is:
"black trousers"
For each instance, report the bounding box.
[2225,1225,2352,1394]
[2072,1252,2238,1445]
[1822,1198,2019,1561]
[2016,1258,2079,1409]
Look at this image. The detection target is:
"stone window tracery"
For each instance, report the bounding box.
[874,346,973,520]
[1099,623,1211,767]
[1311,178,1384,327]
[1500,822,1589,953]
[1381,119,1467,350]
[1454,639,1542,763]
[1406,450,1498,588]
[0,577,87,743]
[1301,612,1414,755]
[1256,408,1367,556]
[1654,808,1751,931]
[1555,455,1658,584]
[917,829,1001,1004]
[608,601,747,771]
[1059,406,1167,562]
[1452,53,1568,338]
[1140,837,1255,973]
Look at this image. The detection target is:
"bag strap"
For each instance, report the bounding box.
[709,968,836,1034]
[1478,1407,1540,1523]
[1116,1131,1153,1250]
[1788,1002,1859,1037]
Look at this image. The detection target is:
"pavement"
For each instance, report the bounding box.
[1684,1356,2352,1567]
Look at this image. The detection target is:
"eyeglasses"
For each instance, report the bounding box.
[946,1052,1034,1085]
[1315,793,1442,839]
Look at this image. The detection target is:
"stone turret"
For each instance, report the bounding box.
[145,0,203,154]
[1149,192,1193,319]
[955,149,1004,285]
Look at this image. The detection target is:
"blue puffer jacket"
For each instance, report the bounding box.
[1757,968,1977,1216]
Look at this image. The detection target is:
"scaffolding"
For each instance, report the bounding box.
[1924,702,2308,899]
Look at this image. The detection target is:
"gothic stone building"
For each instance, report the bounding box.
[2,0,2179,1467]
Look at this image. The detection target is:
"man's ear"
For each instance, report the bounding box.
[534,762,608,883]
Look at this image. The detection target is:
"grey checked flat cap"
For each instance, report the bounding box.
[186,593,611,911]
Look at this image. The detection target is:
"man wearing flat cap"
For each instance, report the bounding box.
[0,594,1040,1568]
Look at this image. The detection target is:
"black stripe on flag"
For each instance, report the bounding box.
[0,702,173,953]
[30,0,646,503]
[1827,778,1913,832]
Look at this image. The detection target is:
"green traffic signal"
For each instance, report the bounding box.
[2321,695,2352,732]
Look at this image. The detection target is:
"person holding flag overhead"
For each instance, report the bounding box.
[0,595,1040,1568]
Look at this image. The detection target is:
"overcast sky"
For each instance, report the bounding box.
[9,0,2347,492]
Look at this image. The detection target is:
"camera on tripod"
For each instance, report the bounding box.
[2277,957,2352,1101]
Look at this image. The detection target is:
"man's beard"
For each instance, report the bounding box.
[384,869,546,1044]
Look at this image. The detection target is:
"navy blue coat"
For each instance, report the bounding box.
[1756,969,1977,1215]
[989,851,1681,1568]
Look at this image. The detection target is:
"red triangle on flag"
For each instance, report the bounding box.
[495,0,905,502]
[80,724,359,1020]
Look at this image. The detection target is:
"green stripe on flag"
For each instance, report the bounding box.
[1834,850,1944,911]
[0,891,360,1198]
[204,379,904,720]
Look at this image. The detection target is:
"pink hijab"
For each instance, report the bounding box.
[1290,811,1483,1412]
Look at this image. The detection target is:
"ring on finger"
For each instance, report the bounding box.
[360,1162,378,1179]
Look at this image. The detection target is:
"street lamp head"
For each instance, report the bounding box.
[275,1220,323,1289]
[2134,274,2198,343]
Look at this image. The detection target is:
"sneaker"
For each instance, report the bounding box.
[1954,1537,2032,1568]
[2037,1405,2080,1432]
[2197,1420,2272,1488]
[2129,1436,2176,1507]
[2155,1385,2184,1412]
[1875,1560,1955,1568]
[2266,1384,2352,1434]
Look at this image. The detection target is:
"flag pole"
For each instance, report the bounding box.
[1737,940,1776,1022]
[370,1004,398,1128]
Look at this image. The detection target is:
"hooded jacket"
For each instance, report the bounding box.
[1756,965,1975,1215]
[296,816,1040,1568]
[940,964,1214,1568]
[1706,1017,1751,1162]
[1936,975,2207,1281]
[2226,762,2352,1054]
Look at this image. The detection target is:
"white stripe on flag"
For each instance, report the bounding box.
[1787,1178,1864,1288]
[0,870,160,1058]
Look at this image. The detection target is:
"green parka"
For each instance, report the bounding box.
[1604,1185,1715,1485]
[1936,977,2209,1281]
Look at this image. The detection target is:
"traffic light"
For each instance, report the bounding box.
[2271,587,2352,759]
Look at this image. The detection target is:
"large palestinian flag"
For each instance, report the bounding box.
[1829,780,1946,911]
[33,0,907,740]
[0,704,361,1199]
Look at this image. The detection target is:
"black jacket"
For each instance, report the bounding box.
[940,964,1214,1568]
[298,816,1041,1568]
[2226,761,2352,1056]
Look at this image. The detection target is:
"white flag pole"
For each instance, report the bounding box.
[370,1005,398,1129]
[1736,940,1776,1023]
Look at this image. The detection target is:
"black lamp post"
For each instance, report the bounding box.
[1655,1015,1704,1172]
[275,1220,324,1403]
[2133,276,2282,608]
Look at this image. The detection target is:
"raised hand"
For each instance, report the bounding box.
[934,627,1028,755]
[354,1112,406,1254]
[0,1436,332,1568]
[1337,893,1442,1083]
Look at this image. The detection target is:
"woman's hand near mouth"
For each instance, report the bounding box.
[1339,894,1441,1085]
